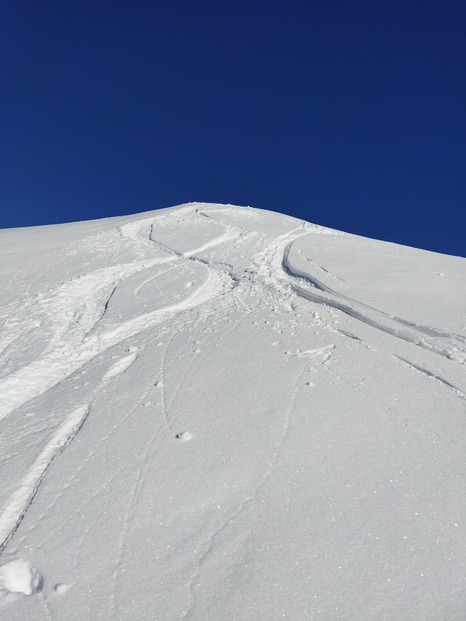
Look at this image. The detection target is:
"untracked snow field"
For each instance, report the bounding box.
[0,203,465,620]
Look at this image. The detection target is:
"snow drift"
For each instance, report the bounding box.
[0,203,465,620]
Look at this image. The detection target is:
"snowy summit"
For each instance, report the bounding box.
[0,203,465,620]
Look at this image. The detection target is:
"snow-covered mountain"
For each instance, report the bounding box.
[1,203,465,620]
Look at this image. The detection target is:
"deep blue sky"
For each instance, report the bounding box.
[2,1,465,256]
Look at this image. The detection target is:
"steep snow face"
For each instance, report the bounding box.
[0,203,465,620]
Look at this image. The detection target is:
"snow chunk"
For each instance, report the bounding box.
[0,560,42,595]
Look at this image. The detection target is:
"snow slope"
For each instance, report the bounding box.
[0,203,465,620]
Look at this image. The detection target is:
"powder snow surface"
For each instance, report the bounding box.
[0,203,465,620]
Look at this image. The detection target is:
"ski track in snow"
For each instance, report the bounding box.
[0,211,240,421]
[109,403,165,616]
[0,405,90,552]
[175,207,466,619]
[0,257,169,418]
[165,311,248,434]
[107,314,240,614]
[108,212,252,615]
[393,355,466,400]
[70,353,156,576]
[23,323,216,560]
[132,264,178,301]
[158,322,208,437]
[0,207,248,615]
[281,239,466,364]
[25,350,162,578]
[181,359,314,620]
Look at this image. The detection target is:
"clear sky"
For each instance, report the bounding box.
[2,1,465,257]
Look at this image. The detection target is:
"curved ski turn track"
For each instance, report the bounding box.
[0,203,465,620]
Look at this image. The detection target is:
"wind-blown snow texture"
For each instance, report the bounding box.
[0,203,465,620]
